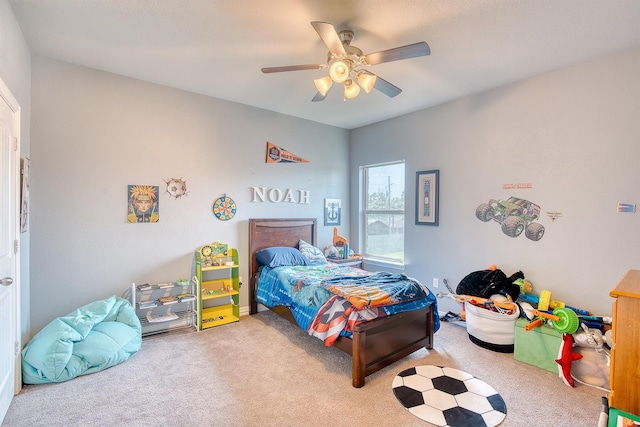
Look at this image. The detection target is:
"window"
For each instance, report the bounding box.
[362,161,405,263]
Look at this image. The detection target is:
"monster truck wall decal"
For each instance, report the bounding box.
[475,196,545,241]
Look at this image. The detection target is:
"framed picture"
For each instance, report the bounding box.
[415,170,439,226]
[324,198,341,226]
[127,185,160,223]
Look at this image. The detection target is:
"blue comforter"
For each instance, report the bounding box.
[21,295,142,384]
[256,263,439,342]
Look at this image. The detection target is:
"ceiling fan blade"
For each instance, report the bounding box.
[311,92,326,102]
[364,42,431,65]
[373,75,402,98]
[261,64,326,74]
[311,21,346,56]
[311,85,333,102]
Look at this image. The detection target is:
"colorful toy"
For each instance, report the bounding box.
[332,227,348,246]
[437,292,518,312]
[532,308,579,334]
[518,301,535,320]
[513,278,533,294]
[524,317,544,331]
[555,333,583,387]
[578,315,612,324]
[518,291,591,316]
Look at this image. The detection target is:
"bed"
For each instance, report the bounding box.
[249,218,438,388]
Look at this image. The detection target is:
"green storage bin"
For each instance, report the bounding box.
[514,318,562,373]
[608,407,640,427]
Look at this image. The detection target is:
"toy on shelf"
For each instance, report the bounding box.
[333,227,347,246]
[332,227,350,259]
[198,241,230,267]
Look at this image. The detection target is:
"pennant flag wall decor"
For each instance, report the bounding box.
[266,142,309,163]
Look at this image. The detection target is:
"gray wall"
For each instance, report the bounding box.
[0,1,31,346]
[29,56,349,333]
[350,48,640,317]
[18,41,640,332]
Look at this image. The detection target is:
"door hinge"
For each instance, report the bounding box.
[14,239,18,253]
[15,341,20,357]
[13,137,18,151]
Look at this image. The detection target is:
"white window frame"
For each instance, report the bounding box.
[361,160,405,264]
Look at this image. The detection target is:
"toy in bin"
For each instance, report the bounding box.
[464,298,520,353]
[440,266,526,352]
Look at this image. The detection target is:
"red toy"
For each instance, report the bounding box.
[555,333,583,387]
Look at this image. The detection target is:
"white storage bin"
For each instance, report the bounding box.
[465,302,520,353]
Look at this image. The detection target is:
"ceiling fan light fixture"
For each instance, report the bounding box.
[314,76,333,96]
[329,60,350,83]
[356,71,377,93]
[344,79,360,99]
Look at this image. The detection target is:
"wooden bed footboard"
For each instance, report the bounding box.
[337,305,434,387]
[248,218,436,388]
[266,304,434,388]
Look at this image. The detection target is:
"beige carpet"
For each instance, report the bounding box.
[3,311,604,426]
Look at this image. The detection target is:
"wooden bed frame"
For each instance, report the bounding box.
[248,218,435,388]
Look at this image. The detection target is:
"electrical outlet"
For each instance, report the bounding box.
[433,278,438,288]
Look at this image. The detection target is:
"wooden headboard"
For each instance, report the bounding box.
[248,218,317,314]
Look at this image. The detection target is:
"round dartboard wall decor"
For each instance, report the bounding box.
[212,195,237,221]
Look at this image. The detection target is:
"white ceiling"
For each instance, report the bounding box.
[9,0,640,129]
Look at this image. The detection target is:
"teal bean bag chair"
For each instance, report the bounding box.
[22,295,142,384]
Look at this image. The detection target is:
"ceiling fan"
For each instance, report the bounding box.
[261,21,431,102]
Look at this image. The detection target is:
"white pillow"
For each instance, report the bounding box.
[298,239,326,263]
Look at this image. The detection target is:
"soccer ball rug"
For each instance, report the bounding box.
[392,365,506,427]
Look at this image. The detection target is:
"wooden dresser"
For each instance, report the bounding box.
[609,269,640,415]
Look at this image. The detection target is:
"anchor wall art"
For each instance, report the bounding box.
[324,198,341,226]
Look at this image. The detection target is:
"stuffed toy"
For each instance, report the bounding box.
[555,333,583,387]
[573,323,606,349]
[323,245,340,259]
[456,268,524,302]
[513,278,533,294]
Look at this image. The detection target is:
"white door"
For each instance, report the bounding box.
[0,78,20,423]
